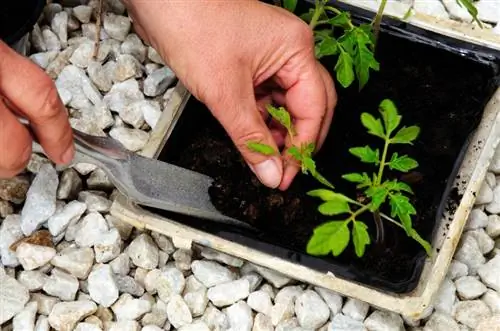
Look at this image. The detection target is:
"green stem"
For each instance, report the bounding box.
[376,138,390,186]
[324,6,355,29]
[350,200,403,229]
[309,2,324,29]
[372,0,387,46]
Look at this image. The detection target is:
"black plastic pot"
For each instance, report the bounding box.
[0,0,46,52]
[154,1,500,294]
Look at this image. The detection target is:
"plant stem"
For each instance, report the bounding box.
[324,6,355,29]
[309,1,324,29]
[373,212,384,244]
[372,0,387,46]
[376,138,390,186]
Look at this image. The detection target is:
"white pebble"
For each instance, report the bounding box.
[448,260,469,280]
[103,13,131,41]
[466,209,489,230]
[13,301,38,331]
[295,290,330,329]
[103,78,144,112]
[143,67,176,97]
[31,293,60,316]
[315,286,343,316]
[115,275,145,297]
[111,293,152,320]
[453,300,492,329]
[57,169,83,199]
[35,315,50,331]
[43,28,61,52]
[207,279,250,307]
[48,301,97,331]
[487,214,500,238]
[364,310,404,331]
[253,313,273,331]
[0,273,30,324]
[199,246,244,268]
[43,268,79,301]
[75,212,109,247]
[191,260,236,288]
[72,5,92,23]
[184,289,208,317]
[77,191,112,213]
[52,11,69,47]
[224,301,253,331]
[247,290,273,316]
[127,234,159,270]
[51,246,95,279]
[486,184,500,213]
[166,294,192,328]
[342,297,370,321]
[331,313,366,331]
[109,127,150,152]
[454,234,486,274]
[114,54,143,82]
[48,200,87,236]
[433,277,457,314]
[109,253,130,276]
[18,270,49,292]
[94,228,122,263]
[16,243,56,271]
[424,312,460,331]
[478,255,500,292]
[88,264,119,307]
[0,215,24,267]
[120,34,146,62]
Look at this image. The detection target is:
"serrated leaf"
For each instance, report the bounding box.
[361,113,385,138]
[349,146,379,164]
[318,200,351,216]
[311,170,335,189]
[246,141,277,155]
[366,186,388,211]
[353,221,371,257]
[316,36,339,59]
[283,0,298,12]
[379,99,401,135]
[266,105,295,136]
[287,146,302,161]
[409,228,432,256]
[302,157,316,174]
[384,180,414,194]
[335,49,355,88]
[456,0,482,27]
[389,193,416,233]
[302,142,316,156]
[306,221,351,256]
[307,189,350,201]
[328,12,351,29]
[389,153,418,172]
[391,125,420,144]
[352,28,380,90]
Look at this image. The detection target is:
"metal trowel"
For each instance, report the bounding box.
[20,119,256,231]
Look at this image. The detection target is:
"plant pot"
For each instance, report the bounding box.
[110,1,500,317]
[0,0,46,55]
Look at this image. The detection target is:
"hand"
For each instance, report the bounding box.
[0,40,74,178]
[124,0,336,190]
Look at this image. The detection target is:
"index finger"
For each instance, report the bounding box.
[0,41,74,164]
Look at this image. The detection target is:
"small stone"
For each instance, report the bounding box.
[21,164,58,235]
[424,312,460,331]
[315,287,342,316]
[487,184,500,213]
[141,100,163,130]
[207,279,250,307]
[109,127,149,152]
[158,251,169,269]
[342,298,370,321]
[120,33,146,62]
[178,321,210,331]
[94,228,122,263]
[147,47,164,64]
[57,169,82,200]
[103,78,144,112]
[454,300,492,329]
[143,67,176,97]
[487,214,500,238]
[52,11,69,47]
[483,289,500,313]
[73,163,97,176]
[74,322,102,331]
[364,310,404,331]
[0,215,24,267]
[43,268,79,301]
[332,313,367,331]
[78,191,112,213]
[466,209,489,230]
[120,100,148,128]
[259,284,275,300]
[223,301,253,331]
[103,13,131,41]
[31,293,60,316]
[106,215,133,240]
[43,28,61,52]
[151,233,175,253]
[126,234,159,269]
[105,320,140,331]
[201,304,228,330]
[35,315,50,331]
[15,243,56,270]
[253,313,273,331]
[109,253,130,276]
[51,246,95,279]
[48,300,97,331]
[433,277,456,314]
[271,298,295,326]
[30,24,47,52]
[295,290,330,329]
[47,45,77,79]
[115,275,145,297]
[48,201,87,236]
[69,40,96,69]
[274,286,303,305]
[478,255,500,292]
[142,326,163,331]
[247,290,273,316]
[18,270,49,292]
[88,264,119,307]
[241,273,263,292]
[454,234,486,274]
[468,229,495,254]
[141,299,168,327]
[0,273,30,324]
[477,180,495,205]
[244,263,292,289]
[191,260,236,288]
[44,3,62,22]
[166,294,192,328]
[87,61,113,92]
[111,293,152,320]
[448,260,469,280]
[199,247,244,268]
[73,5,92,23]
[114,54,143,82]
[13,301,38,330]
[75,212,109,247]
[155,266,186,302]
[0,176,30,204]
[0,199,13,218]
[30,51,58,69]
[184,289,208,317]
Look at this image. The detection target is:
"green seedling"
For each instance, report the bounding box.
[247,100,432,258]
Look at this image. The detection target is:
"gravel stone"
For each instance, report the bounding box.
[57,169,83,200]
[454,300,492,329]
[224,301,253,331]
[77,191,112,213]
[247,290,273,316]
[184,289,208,317]
[48,200,87,236]
[468,229,495,254]
[103,13,131,41]
[43,268,80,301]
[207,279,250,307]
[330,313,367,331]
[487,214,500,238]
[103,78,144,112]
[155,266,186,302]
[141,299,168,327]
[13,301,38,331]
[456,276,488,299]
[88,264,119,307]
[147,47,164,64]
[253,313,274,331]
[191,260,236,288]
[48,300,97,331]
[166,294,193,328]
[482,289,500,313]
[315,287,343,316]
[433,277,457,314]
[120,33,146,62]
[424,312,460,331]
[35,315,50,331]
[0,199,14,218]
[18,270,49,292]
[487,184,500,213]
[294,290,330,329]
[109,253,130,276]
[0,176,30,204]
[143,67,176,97]
[454,234,486,274]
[199,247,244,268]
[115,275,145,297]
[244,263,292,288]
[342,297,370,321]
[75,212,109,247]
[87,61,113,92]
[0,215,24,267]
[114,54,143,82]
[466,208,489,230]
[43,28,61,52]
[126,233,159,269]
[15,243,56,270]
[52,11,69,47]
[73,5,92,23]
[51,246,95,279]
[271,298,295,326]
[109,127,149,152]
[21,164,59,235]
[448,260,469,280]
[476,314,500,331]
[364,310,404,331]
[478,255,500,292]
[241,272,263,292]
[0,273,30,324]
[94,228,122,263]
[111,293,152,320]
[31,293,60,316]
[30,51,58,69]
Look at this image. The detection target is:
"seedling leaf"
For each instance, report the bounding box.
[328,12,351,29]
[283,0,298,12]
[456,0,482,27]
[389,193,416,232]
[306,221,350,256]
[379,99,401,135]
[316,36,339,58]
[391,126,420,144]
[409,228,432,256]
[352,27,380,89]
[247,141,277,155]
[335,49,355,88]
[318,200,351,215]
[384,180,413,194]
[266,105,295,137]
[308,189,351,202]
[342,172,372,188]
[389,153,418,172]
[361,113,385,138]
[366,186,388,211]
[353,221,371,257]
[349,146,379,164]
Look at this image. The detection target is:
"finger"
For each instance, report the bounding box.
[0,41,74,165]
[205,74,283,189]
[0,100,32,178]
[316,62,337,151]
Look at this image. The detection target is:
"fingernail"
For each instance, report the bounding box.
[253,159,281,188]
[61,144,75,164]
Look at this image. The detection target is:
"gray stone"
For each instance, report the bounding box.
[57,168,82,200]
[103,13,131,41]
[166,294,192,328]
[87,61,113,92]
[21,164,58,235]
[201,304,229,331]
[191,260,236,288]
[224,301,253,331]
[342,297,370,321]
[0,215,24,267]
[115,275,144,297]
[0,273,30,324]
[43,268,79,301]
[120,34,146,62]
[207,279,250,307]
[454,300,492,329]
[30,24,47,52]
[143,67,176,97]
[43,28,61,52]
[487,184,500,213]
[72,5,92,23]
[478,255,500,292]
[147,47,164,64]
[126,234,159,270]
[109,127,149,152]
[109,253,131,276]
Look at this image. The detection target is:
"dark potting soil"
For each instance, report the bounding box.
[157,30,498,292]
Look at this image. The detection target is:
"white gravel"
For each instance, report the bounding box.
[1,1,500,330]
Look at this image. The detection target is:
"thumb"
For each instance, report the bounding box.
[205,79,283,189]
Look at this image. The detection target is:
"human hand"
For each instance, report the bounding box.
[124,0,337,190]
[0,40,74,178]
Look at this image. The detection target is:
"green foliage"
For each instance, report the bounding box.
[282,0,298,12]
[456,0,483,27]
[247,142,277,155]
